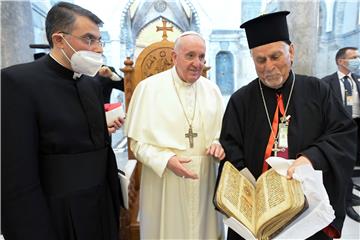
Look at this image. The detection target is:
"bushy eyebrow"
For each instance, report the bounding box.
[255,51,283,61]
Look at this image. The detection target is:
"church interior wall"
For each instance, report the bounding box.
[279,1,320,76]
[1,0,359,91]
[340,2,358,33]
[315,0,360,78]
[1,1,35,69]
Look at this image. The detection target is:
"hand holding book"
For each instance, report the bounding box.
[215,157,335,240]
[104,103,125,134]
[215,161,307,239]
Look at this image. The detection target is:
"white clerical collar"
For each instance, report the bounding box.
[73,72,82,79]
[171,67,196,88]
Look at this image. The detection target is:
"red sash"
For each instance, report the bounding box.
[263,94,288,172]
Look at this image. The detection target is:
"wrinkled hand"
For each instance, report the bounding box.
[206,143,226,161]
[287,155,312,179]
[108,117,125,134]
[166,156,199,179]
[98,66,113,78]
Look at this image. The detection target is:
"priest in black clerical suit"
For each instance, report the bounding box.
[322,46,360,223]
[1,2,123,240]
[218,11,357,240]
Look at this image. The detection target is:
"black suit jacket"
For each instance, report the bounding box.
[322,72,360,104]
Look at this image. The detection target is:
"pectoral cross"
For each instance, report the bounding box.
[185,126,198,148]
[272,140,285,157]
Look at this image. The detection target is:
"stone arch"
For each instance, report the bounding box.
[119,0,200,61]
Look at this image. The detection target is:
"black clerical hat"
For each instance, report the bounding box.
[240,11,290,49]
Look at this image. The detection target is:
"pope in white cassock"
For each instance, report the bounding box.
[125,32,225,239]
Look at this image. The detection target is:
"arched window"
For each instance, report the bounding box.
[216,51,234,95]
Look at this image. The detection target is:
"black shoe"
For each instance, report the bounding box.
[346,206,360,222]
[352,195,360,206]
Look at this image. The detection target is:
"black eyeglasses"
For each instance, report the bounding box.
[61,32,106,48]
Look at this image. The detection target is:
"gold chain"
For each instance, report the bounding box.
[258,71,295,142]
[171,71,197,128]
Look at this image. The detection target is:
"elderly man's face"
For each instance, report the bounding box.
[172,35,206,84]
[251,41,294,89]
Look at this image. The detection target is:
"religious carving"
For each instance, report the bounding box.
[156,18,173,40]
[154,0,167,13]
[142,49,173,78]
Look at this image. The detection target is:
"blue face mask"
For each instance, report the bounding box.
[346,58,360,72]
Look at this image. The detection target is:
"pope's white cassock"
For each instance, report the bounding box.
[125,67,224,239]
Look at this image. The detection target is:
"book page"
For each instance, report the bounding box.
[238,177,256,230]
[217,163,307,239]
[260,179,306,239]
[255,169,291,234]
[267,162,334,239]
[215,162,256,234]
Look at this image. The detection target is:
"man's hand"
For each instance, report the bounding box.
[206,143,226,161]
[107,117,125,134]
[98,66,121,81]
[166,156,199,179]
[287,155,313,179]
[98,66,113,78]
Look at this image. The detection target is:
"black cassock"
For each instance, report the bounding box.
[219,72,357,240]
[94,66,124,103]
[2,55,122,240]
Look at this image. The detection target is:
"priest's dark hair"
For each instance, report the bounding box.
[45,1,103,48]
[335,47,358,65]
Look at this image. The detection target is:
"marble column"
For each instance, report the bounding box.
[279,1,320,76]
[1,0,35,68]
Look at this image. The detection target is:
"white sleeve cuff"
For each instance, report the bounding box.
[129,139,175,177]
[110,72,121,81]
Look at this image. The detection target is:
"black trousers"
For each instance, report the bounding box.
[346,117,360,205]
[354,117,360,166]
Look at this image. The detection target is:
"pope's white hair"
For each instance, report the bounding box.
[174,31,205,52]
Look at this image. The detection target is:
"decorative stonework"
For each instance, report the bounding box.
[119,0,201,63]
[154,0,167,13]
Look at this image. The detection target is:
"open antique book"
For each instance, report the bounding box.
[215,161,308,240]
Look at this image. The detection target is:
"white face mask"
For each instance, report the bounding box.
[346,58,360,73]
[61,37,103,77]
[70,50,103,77]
